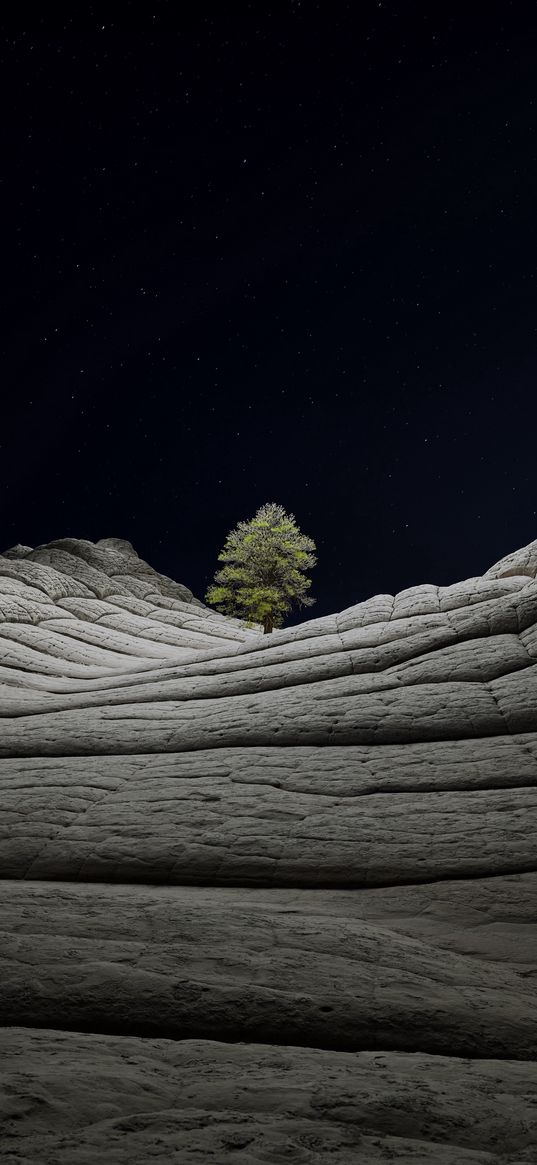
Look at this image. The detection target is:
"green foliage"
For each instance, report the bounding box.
[205,502,317,633]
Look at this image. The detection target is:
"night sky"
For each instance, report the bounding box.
[3,5,537,623]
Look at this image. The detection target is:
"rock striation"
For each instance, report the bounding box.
[1,535,537,1162]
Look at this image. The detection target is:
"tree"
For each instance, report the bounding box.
[205,502,317,633]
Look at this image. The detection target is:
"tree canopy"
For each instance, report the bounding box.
[205,502,317,633]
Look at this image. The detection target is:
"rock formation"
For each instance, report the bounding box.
[1,535,537,1162]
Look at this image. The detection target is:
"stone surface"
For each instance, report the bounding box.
[1,535,537,1162]
[2,1031,537,1164]
[2,878,537,1059]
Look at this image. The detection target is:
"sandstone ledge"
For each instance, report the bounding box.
[2,1030,537,1164]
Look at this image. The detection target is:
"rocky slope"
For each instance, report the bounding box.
[1,535,537,1163]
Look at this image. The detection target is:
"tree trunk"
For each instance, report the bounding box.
[263,614,274,634]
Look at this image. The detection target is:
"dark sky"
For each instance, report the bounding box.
[2,4,537,622]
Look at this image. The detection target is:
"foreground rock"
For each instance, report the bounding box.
[3,1031,537,1164]
[1,535,537,1162]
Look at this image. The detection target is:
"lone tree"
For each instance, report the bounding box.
[205,502,317,633]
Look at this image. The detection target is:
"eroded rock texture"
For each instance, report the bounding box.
[1,535,537,1163]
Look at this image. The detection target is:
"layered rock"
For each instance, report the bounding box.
[1,535,537,1163]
